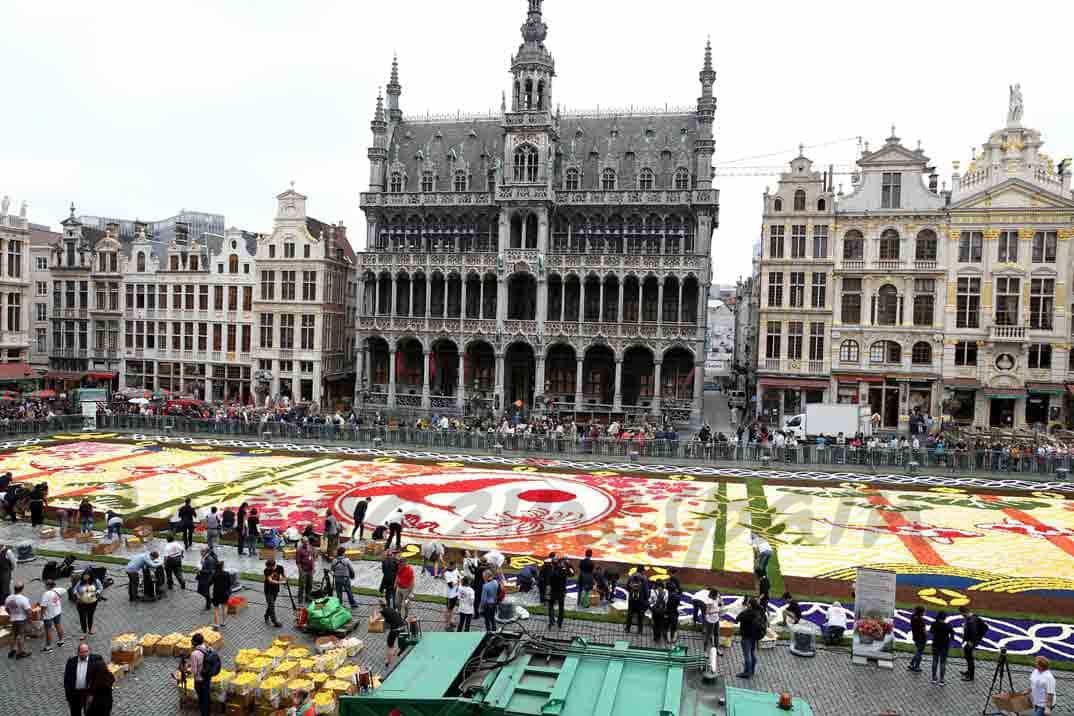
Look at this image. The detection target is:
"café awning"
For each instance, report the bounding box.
[1026,382,1066,396]
[758,377,829,390]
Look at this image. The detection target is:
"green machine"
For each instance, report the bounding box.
[340,632,814,716]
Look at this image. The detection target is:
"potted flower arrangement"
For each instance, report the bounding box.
[855,617,893,644]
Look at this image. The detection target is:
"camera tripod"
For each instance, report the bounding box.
[981,647,1015,715]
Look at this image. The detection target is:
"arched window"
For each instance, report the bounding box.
[639,168,655,190]
[773,198,783,212]
[915,229,937,261]
[514,144,539,183]
[136,252,145,272]
[601,168,617,191]
[817,198,826,211]
[793,189,806,211]
[228,254,239,274]
[839,339,860,363]
[389,172,403,193]
[421,171,434,193]
[843,229,864,260]
[454,170,468,192]
[911,341,932,365]
[674,168,690,190]
[513,81,521,110]
[565,168,580,191]
[876,284,898,325]
[879,229,900,260]
[524,79,534,110]
[870,340,901,364]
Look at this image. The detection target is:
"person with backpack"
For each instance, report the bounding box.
[735,597,766,679]
[624,567,649,634]
[907,605,928,673]
[930,611,954,686]
[196,547,218,611]
[331,547,359,608]
[547,557,573,630]
[649,581,669,644]
[189,632,221,716]
[959,605,988,682]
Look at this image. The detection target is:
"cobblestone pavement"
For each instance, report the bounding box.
[1,555,1059,716]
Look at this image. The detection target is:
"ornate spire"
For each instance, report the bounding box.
[703,35,713,73]
[386,54,402,122]
[388,54,400,92]
[521,0,547,45]
[373,87,386,127]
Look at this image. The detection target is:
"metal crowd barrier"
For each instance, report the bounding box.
[33,414,1074,477]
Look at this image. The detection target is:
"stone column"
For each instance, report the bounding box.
[599,280,605,322]
[617,282,624,324]
[560,280,566,321]
[409,280,415,318]
[574,356,584,409]
[388,348,397,407]
[692,360,704,421]
[203,377,212,401]
[535,355,546,405]
[460,276,468,322]
[657,279,665,325]
[613,358,623,411]
[421,349,431,408]
[425,277,432,318]
[372,277,379,316]
[651,360,662,415]
[536,275,547,328]
[456,351,466,410]
[677,284,684,324]
[495,352,506,410]
[537,212,549,254]
[442,280,448,319]
[497,279,507,326]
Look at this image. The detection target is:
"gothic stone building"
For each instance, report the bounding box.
[356,0,718,424]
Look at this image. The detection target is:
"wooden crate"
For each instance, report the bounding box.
[366,613,384,634]
[110,646,144,667]
[92,540,120,555]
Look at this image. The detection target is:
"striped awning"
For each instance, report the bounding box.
[984,388,1027,398]
[1026,382,1066,396]
[758,377,829,390]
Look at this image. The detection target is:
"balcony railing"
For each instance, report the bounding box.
[875,259,902,271]
[914,259,938,271]
[990,325,1027,341]
[840,259,865,270]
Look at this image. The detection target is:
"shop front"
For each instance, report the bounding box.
[942,378,980,425]
[984,387,1025,428]
[1025,382,1065,429]
[757,377,829,428]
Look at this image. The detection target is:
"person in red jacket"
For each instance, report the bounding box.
[395,560,415,618]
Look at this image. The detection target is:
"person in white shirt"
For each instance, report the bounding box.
[39,579,65,652]
[483,550,505,570]
[1030,656,1056,716]
[702,589,722,651]
[455,576,475,632]
[823,600,849,645]
[204,507,222,550]
[4,581,32,658]
[162,539,186,590]
[442,561,460,626]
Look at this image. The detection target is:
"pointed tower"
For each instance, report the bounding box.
[510,0,555,113]
[695,37,717,190]
[368,88,388,191]
[386,54,402,124]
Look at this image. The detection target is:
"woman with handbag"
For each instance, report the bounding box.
[73,571,103,635]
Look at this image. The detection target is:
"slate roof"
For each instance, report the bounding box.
[387,119,503,192]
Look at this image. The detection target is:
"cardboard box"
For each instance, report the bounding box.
[366,613,384,634]
[111,646,144,667]
[0,608,9,627]
[343,548,363,560]
[107,663,127,683]
[364,542,384,556]
[92,540,120,555]
[38,527,57,539]
[993,692,1033,712]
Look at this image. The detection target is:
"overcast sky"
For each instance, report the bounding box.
[3,0,1072,284]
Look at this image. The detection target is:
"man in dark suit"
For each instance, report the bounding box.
[64,642,103,716]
